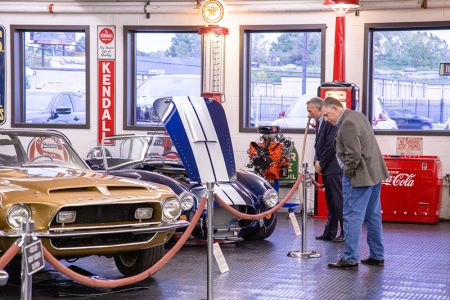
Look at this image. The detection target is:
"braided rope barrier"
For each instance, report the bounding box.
[42,196,207,288]
[0,241,21,270]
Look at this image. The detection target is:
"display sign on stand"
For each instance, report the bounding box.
[24,240,44,275]
[97,26,116,145]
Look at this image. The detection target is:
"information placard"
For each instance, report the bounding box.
[24,240,45,275]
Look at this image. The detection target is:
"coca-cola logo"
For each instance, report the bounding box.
[382,170,416,187]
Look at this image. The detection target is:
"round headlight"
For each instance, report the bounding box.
[7,204,31,229]
[162,197,182,221]
[263,189,279,208]
[179,192,195,211]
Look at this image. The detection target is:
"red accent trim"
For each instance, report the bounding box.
[201,92,223,103]
[48,3,54,14]
[333,16,346,82]
[98,60,115,145]
[198,25,229,36]
[323,0,359,6]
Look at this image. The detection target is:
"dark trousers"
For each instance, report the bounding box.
[322,173,344,238]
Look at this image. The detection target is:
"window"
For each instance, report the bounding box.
[364,22,450,133]
[240,25,325,132]
[11,26,90,128]
[124,27,201,130]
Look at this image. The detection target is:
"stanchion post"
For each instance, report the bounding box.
[21,220,34,300]
[287,162,321,259]
[301,162,308,253]
[206,182,215,300]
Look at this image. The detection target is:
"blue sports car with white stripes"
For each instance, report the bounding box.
[85,134,278,241]
[85,96,279,241]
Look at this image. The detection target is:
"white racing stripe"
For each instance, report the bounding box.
[215,183,247,205]
[172,96,231,183]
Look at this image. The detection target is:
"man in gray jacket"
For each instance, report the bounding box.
[321,97,389,270]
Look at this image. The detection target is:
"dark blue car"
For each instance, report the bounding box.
[85,133,279,241]
[386,108,433,130]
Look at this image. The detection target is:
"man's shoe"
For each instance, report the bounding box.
[361,257,384,266]
[315,235,333,241]
[328,258,358,270]
[332,235,345,243]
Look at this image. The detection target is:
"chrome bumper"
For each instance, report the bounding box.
[0,220,189,238]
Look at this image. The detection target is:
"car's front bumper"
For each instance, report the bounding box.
[0,220,189,238]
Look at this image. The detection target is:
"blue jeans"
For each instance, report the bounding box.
[342,176,384,263]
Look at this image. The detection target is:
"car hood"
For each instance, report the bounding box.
[0,167,172,205]
[154,96,236,183]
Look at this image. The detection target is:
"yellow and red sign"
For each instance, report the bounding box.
[97,26,116,145]
[201,0,225,24]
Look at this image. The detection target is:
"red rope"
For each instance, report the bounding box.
[0,242,21,270]
[44,196,207,288]
[215,169,322,220]
[215,176,302,220]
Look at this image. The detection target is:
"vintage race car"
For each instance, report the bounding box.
[86,134,279,242]
[0,129,189,277]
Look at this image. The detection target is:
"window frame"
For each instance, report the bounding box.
[123,26,201,131]
[11,25,90,129]
[363,21,450,136]
[239,24,326,133]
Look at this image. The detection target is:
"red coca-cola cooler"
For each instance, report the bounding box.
[381,155,442,223]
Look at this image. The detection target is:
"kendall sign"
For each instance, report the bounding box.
[97,26,116,145]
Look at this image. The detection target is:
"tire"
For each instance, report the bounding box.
[4,256,22,281]
[240,214,278,241]
[114,245,165,277]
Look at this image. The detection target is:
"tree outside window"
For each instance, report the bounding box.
[369,26,450,132]
[240,26,325,131]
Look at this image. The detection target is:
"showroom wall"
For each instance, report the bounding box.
[0,3,449,218]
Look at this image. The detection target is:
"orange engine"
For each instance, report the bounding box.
[247,126,293,180]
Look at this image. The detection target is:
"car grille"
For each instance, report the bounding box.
[50,232,156,249]
[214,205,256,229]
[50,202,161,226]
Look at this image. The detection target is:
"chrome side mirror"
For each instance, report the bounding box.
[0,269,9,286]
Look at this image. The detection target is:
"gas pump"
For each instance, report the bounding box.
[314,81,359,218]
[318,81,359,110]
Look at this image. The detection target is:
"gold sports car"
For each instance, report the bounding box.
[0,129,191,276]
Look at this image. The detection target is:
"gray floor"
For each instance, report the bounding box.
[1,214,450,299]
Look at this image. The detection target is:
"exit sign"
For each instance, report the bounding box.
[439,63,450,76]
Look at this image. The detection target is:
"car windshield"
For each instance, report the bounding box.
[102,135,180,170]
[0,130,88,169]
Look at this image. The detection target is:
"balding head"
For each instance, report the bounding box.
[322,97,344,125]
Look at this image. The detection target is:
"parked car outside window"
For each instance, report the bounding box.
[25,89,86,125]
[271,94,315,129]
[372,97,398,130]
[385,107,433,130]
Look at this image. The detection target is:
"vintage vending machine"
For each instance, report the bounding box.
[318,81,359,110]
[314,81,359,218]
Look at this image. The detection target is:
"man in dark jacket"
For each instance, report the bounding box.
[322,97,389,270]
[306,97,344,243]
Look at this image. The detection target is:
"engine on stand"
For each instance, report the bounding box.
[247,125,294,180]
